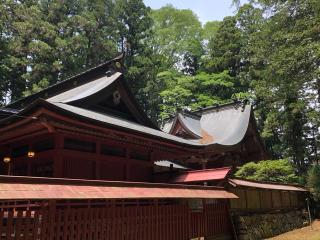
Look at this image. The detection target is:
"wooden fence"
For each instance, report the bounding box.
[0,199,231,240]
[230,187,305,212]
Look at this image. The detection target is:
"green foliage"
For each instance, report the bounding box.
[239,0,320,172]
[202,21,220,43]
[151,5,204,74]
[205,16,242,75]
[307,165,320,201]
[235,159,300,184]
[158,70,237,120]
[0,0,320,174]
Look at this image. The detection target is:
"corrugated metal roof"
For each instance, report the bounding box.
[0,175,237,200]
[173,167,231,183]
[48,72,121,103]
[154,160,189,170]
[228,178,307,192]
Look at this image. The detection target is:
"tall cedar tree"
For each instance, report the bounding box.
[240,0,320,172]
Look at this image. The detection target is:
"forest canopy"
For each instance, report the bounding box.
[0,0,320,174]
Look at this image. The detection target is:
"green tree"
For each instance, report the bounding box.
[307,165,320,201]
[235,159,300,184]
[239,0,320,172]
[151,5,204,74]
[2,0,118,99]
[0,1,11,104]
[113,0,159,120]
[159,70,237,120]
[202,21,220,44]
[203,16,250,102]
[205,16,241,76]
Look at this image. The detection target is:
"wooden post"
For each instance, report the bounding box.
[244,189,248,209]
[53,134,64,178]
[95,141,101,180]
[125,148,130,180]
[259,190,262,209]
[306,198,313,229]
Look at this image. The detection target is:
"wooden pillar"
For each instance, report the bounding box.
[53,134,64,178]
[27,143,33,176]
[125,148,130,181]
[244,188,248,209]
[258,190,262,209]
[95,141,101,180]
[200,159,208,170]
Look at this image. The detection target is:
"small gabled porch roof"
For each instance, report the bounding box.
[172,167,232,183]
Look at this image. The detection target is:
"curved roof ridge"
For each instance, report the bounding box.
[177,113,202,138]
[6,53,124,109]
[47,72,122,103]
[193,101,243,115]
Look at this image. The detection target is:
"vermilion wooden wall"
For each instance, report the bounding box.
[0,199,231,240]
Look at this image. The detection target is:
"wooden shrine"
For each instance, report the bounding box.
[0,54,307,240]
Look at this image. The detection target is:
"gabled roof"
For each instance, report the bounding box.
[166,111,202,139]
[228,178,307,192]
[3,56,157,129]
[48,101,201,146]
[6,54,124,110]
[0,54,264,152]
[164,102,252,146]
[0,99,203,148]
[172,167,232,183]
[47,72,121,103]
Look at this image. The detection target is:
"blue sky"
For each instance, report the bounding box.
[143,0,246,23]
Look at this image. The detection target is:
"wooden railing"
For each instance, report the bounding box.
[0,200,231,240]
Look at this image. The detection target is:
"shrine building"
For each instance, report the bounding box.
[0,54,307,240]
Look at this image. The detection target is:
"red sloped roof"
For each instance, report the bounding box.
[172,167,231,183]
[0,175,237,200]
[228,178,307,192]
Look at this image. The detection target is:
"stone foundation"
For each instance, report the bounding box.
[234,210,309,240]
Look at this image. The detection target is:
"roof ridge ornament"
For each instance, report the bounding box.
[113,91,121,105]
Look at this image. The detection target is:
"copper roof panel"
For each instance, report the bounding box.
[173,167,231,183]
